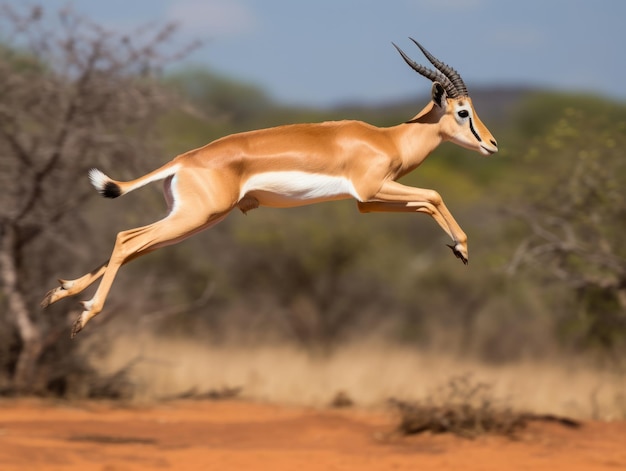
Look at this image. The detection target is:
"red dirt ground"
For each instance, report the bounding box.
[0,399,625,470]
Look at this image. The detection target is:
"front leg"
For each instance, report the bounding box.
[358,181,468,264]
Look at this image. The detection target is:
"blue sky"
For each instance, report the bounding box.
[24,1,626,106]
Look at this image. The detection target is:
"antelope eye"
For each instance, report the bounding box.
[457,110,469,118]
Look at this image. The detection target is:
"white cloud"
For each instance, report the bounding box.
[166,0,257,37]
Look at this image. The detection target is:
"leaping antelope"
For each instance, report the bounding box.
[42,39,498,337]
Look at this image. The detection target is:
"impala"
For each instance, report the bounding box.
[42,39,498,337]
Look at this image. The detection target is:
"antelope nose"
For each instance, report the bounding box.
[490,139,498,148]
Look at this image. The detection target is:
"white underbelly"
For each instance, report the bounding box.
[239,171,361,208]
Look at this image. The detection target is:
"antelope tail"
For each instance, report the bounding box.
[88,162,181,199]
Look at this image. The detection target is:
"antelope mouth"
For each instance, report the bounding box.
[480,144,497,155]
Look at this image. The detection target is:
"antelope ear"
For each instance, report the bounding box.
[431,82,447,109]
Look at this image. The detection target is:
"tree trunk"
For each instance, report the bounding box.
[0,224,43,392]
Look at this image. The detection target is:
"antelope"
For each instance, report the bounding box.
[42,39,498,337]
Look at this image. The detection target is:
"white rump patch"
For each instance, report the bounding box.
[240,171,361,208]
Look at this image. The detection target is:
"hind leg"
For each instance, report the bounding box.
[41,248,160,309]
[41,263,108,308]
[42,176,181,309]
[71,210,229,337]
[71,169,238,336]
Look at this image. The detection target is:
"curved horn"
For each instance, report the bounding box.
[392,42,459,98]
[409,38,468,97]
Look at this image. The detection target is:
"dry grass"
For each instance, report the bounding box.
[390,376,528,438]
[389,376,580,438]
[87,333,626,420]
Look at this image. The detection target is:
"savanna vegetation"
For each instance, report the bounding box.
[0,5,624,420]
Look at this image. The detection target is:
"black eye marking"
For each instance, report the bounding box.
[469,117,482,142]
[458,109,469,118]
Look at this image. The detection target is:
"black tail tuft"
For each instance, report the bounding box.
[88,168,122,198]
[102,181,122,198]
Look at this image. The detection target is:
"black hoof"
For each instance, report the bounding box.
[447,244,468,265]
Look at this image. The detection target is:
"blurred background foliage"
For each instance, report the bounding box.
[0,5,625,397]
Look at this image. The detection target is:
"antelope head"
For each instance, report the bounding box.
[393,38,498,156]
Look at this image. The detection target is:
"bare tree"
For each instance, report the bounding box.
[0,4,194,393]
